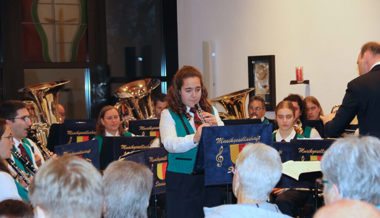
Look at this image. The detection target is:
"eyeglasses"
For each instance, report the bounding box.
[13,116,30,122]
[2,135,13,141]
[316,178,328,188]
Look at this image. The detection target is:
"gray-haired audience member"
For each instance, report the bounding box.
[321,136,380,206]
[204,143,290,218]
[103,160,153,218]
[29,155,103,218]
[313,199,380,218]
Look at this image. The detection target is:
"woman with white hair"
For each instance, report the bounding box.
[204,143,290,218]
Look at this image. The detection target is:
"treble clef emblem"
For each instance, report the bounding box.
[216,146,224,167]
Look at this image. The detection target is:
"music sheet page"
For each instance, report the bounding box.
[282,160,321,180]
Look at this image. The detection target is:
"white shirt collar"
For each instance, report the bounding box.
[105,130,120,136]
[13,138,22,145]
[275,128,296,142]
[370,61,380,71]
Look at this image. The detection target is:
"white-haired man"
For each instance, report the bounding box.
[204,143,290,218]
[321,136,380,207]
[29,155,103,218]
[103,160,153,218]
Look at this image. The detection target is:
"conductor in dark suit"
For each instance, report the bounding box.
[322,41,380,138]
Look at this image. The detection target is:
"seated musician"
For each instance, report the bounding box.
[0,100,46,202]
[303,96,325,137]
[283,94,321,138]
[272,100,320,216]
[153,93,168,119]
[248,96,273,124]
[204,143,290,218]
[103,160,153,218]
[0,119,22,202]
[272,101,305,142]
[94,105,133,153]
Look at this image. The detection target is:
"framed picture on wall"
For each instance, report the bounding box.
[248,55,276,111]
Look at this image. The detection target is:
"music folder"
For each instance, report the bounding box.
[123,147,168,195]
[271,139,334,188]
[128,119,160,136]
[54,140,100,169]
[197,123,273,186]
[47,119,97,151]
[100,136,155,170]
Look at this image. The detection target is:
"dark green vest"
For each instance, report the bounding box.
[167,109,198,174]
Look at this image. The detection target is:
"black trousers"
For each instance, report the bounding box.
[166,171,223,218]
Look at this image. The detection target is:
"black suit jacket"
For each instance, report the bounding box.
[325,64,380,138]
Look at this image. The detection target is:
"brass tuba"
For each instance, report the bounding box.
[19,80,70,157]
[114,78,160,121]
[211,88,255,119]
[20,80,70,125]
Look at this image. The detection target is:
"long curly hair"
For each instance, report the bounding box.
[167,66,212,114]
[95,105,125,136]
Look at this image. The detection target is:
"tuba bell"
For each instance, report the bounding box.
[114,78,160,121]
[20,80,70,125]
[211,88,255,119]
[19,80,70,158]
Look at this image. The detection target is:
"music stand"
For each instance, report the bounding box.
[128,119,160,136]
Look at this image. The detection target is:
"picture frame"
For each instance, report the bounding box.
[248,55,276,111]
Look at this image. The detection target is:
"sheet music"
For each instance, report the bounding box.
[282,160,321,180]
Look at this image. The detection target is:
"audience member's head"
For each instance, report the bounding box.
[304,96,323,120]
[29,155,103,218]
[96,105,124,136]
[233,143,282,203]
[313,199,380,218]
[357,41,380,75]
[0,100,31,140]
[0,199,34,218]
[103,160,153,218]
[153,93,168,119]
[283,94,304,121]
[248,96,266,119]
[321,136,380,205]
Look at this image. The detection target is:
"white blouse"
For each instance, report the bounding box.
[0,171,21,202]
[160,106,224,153]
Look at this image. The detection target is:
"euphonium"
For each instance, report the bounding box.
[114,79,160,129]
[20,80,70,158]
[20,80,70,125]
[7,159,31,187]
[211,88,255,119]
